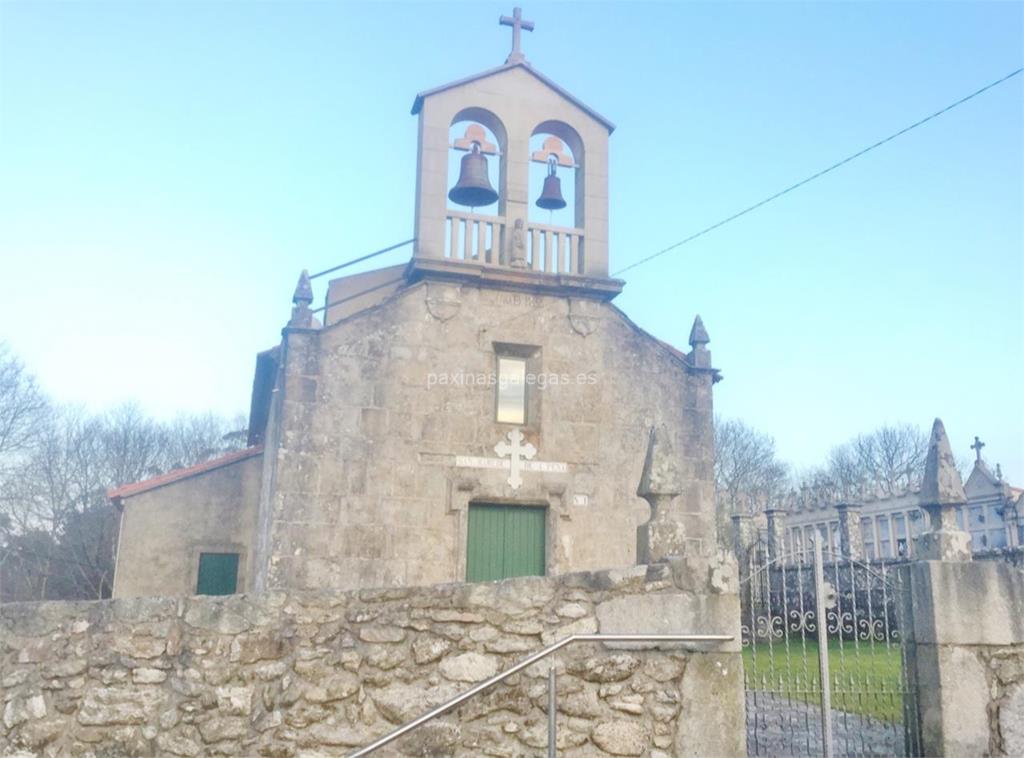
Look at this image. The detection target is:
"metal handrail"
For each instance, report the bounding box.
[348,632,733,757]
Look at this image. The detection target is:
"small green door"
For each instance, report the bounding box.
[196,552,239,595]
[466,504,546,582]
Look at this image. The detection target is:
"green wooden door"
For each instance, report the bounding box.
[196,552,239,595]
[466,504,546,582]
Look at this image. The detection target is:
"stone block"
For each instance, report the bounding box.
[914,643,990,757]
[596,592,740,651]
[438,651,499,683]
[1002,682,1024,757]
[591,719,649,756]
[909,561,1024,645]
[675,653,745,757]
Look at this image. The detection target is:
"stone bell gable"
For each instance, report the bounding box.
[251,273,719,593]
[411,60,614,279]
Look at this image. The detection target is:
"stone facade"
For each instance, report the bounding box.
[254,280,716,593]
[780,456,1021,563]
[1,556,743,757]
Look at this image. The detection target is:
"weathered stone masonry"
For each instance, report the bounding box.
[901,560,1024,757]
[1,554,743,757]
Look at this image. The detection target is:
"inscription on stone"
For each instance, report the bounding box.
[455,428,568,489]
[489,293,539,307]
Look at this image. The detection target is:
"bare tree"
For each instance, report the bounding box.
[0,350,247,602]
[714,417,790,546]
[0,344,48,466]
[823,423,930,497]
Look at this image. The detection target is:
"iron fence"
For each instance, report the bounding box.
[740,538,922,757]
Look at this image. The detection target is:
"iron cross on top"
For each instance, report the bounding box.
[500,7,534,64]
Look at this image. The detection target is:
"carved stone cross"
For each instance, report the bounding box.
[494,428,536,490]
[500,7,534,64]
[971,435,985,462]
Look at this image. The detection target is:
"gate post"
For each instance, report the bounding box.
[901,419,1024,756]
[835,502,864,561]
[764,508,787,563]
[812,537,834,758]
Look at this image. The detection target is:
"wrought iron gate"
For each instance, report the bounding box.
[739,538,922,757]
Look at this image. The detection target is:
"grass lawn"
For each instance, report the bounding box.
[742,639,906,722]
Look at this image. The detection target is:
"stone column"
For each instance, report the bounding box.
[731,513,756,565]
[253,275,323,591]
[902,561,1024,756]
[1005,499,1021,549]
[764,508,787,563]
[835,502,864,561]
[899,420,1024,756]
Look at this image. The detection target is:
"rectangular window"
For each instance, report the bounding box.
[466,503,546,582]
[988,504,1008,548]
[196,552,239,596]
[496,356,527,424]
[877,516,892,558]
[893,514,907,556]
[861,516,875,559]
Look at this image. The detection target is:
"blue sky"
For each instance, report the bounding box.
[1,1,1021,481]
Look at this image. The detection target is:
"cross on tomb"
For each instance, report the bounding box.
[494,428,536,490]
[500,6,535,65]
[971,436,985,462]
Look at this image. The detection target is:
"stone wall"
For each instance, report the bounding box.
[113,453,264,598]
[257,278,716,593]
[1,555,743,757]
[902,561,1024,756]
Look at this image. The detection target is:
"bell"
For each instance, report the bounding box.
[448,143,498,208]
[535,158,566,211]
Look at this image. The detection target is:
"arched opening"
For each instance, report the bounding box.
[529,120,584,229]
[444,109,507,264]
[525,121,586,274]
[447,108,507,213]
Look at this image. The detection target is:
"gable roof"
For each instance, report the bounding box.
[965,459,1019,500]
[411,62,616,133]
[107,446,264,503]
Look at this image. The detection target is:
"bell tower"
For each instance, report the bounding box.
[410,7,619,295]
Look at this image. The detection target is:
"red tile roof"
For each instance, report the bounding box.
[107,446,264,502]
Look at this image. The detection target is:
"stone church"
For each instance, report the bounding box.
[108,12,720,599]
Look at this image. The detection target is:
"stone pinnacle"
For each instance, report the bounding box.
[920,418,966,506]
[688,315,709,348]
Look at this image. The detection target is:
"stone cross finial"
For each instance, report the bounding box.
[915,418,971,561]
[500,7,534,64]
[970,435,985,462]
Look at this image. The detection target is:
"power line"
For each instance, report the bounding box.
[309,238,415,280]
[612,67,1023,277]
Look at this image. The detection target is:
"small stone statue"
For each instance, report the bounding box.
[508,219,527,268]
